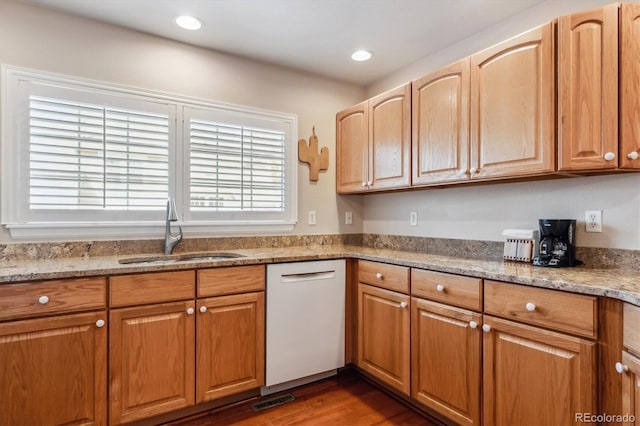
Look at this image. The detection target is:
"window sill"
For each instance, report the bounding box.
[4,220,297,241]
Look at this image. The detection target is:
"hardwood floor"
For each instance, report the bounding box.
[165,371,441,426]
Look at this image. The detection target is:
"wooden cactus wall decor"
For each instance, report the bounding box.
[298,126,329,181]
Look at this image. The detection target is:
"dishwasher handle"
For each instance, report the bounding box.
[280,270,336,283]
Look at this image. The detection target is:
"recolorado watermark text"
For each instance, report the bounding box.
[576,412,636,423]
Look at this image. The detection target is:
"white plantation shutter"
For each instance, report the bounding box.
[29,96,170,210]
[1,66,297,238]
[189,119,285,212]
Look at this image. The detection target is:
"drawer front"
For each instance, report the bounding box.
[197,265,265,297]
[0,277,106,321]
[411,269,482,311]
[110,270,195,307]
[484,280,597,339]
[624,303,640,357]
[359,260,409,293]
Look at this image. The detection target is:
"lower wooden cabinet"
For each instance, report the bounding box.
[357,283,410,394]
[109,301,196,424]
[621,351,640,425]
[482,315,596,425]
[196,292,265,403]
[411,298,481,426]
[0,311,107,426]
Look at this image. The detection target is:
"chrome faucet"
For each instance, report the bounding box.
[164,198,183,255]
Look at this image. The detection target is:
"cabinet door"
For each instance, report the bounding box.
[470,23,555,179]
[621,351,640,426]
[411,298,481,426]
[336,101,368,193]
[368,83,411,190]
[412,59,470,186]
[0,311,107,426]
[620,3,640,170]
[110,301,195,424]
[558,4,618,171]
[357,283,410,394]
[483,315,596,426]
[196,292,265,403]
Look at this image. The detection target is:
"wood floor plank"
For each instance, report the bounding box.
[165,371,440,426]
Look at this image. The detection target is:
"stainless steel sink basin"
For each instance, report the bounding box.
[118,252,245,265]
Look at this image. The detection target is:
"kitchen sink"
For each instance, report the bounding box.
[118,252,245,265]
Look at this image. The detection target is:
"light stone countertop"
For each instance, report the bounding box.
[1,244,639,307]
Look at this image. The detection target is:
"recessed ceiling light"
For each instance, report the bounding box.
[351,50,372,61]
[175,15,203,31]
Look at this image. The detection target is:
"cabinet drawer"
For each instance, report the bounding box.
[110,271,195,307]
[0,277,106,321]
[411,269,482,311]
[624,303,640,357]
[359,260,409,293]
[197,265,265,297]
[484,280,597,339]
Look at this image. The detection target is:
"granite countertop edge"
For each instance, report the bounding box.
[2,244,639,307]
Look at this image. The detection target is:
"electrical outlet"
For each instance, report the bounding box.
[585,210,602,233]
[308,210,317,225]
[345,211,353,225]
[410,211,418,226]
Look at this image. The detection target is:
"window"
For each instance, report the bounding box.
[1,66,297,239]
[29,96,170,211]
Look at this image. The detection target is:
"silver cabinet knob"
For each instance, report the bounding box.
[628,152,639,160]
[436,284,445,292]
[469,321,478,329]
[38,295,49,305]
[399,301,408,309]
[367,181,372,187]
[186,307,194,315]
[525,302,536,312]
[482,324,491,333]
[604,152,615,161]
[615,362,629,374]
[95,319,105,328]
[362,182,367,187]
[376,272,383,279]
[199,306,207,313]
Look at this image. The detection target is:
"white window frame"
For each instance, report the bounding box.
[1,65,298,240]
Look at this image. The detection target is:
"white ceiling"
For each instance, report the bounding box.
[26,0,547,86]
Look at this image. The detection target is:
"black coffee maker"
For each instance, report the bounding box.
[533,219,577,267]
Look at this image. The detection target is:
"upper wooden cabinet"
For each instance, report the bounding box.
[470,23,555,180]
[369,84,411,190]
[620,3,640,169]
[412,59,470,186]
[336,84,411,193]
[558,4,619,171]
[336,101,368,193]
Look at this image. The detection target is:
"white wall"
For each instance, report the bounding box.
[363,175,640,249]
[362,0,640,250]
[0,0,365,242]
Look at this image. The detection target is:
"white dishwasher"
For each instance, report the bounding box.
[262,259,345,395]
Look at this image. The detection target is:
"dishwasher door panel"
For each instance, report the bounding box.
[265,260,345,387]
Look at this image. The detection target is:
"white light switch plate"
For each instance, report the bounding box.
[308,210,316,225]
[409,212,417,226]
